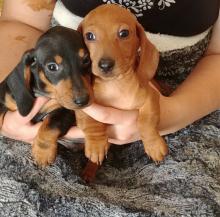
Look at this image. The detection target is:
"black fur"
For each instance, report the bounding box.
[0,103,7,118]
[0,80,8,105]
[47,108,76,137]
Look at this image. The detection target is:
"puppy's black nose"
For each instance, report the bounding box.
[98,58,115,72]
[74,94,89,107]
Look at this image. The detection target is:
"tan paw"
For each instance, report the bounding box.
[144,137,168,163]
[85,141,109,165]
[32,139,57,167]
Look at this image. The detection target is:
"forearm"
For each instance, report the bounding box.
[159,54,220,135]
[0,19,43,81]
[0,0,55,81]
[2,0,55,31]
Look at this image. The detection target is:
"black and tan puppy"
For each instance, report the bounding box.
[0,26,92,166]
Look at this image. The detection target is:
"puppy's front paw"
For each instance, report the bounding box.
[85,141,109,165]
[144,137,168,163]
[32,138,57,167]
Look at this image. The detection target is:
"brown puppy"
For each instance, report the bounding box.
[77,4,168,167]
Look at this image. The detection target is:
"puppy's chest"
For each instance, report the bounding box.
[94,79,147,110]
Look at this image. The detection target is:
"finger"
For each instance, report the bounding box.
[2,121,42,144]
[14,97,49,123]
[108,138,139,145]
[82,103,138,125]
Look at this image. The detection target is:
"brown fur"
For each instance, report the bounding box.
[78,48,85,58]
[55,79,76,109]
[38,99,61,115]
[76,109,109,165]
[24,66,32,88]
[32,116,60,166]
[78,4,168,167]
[81,161,100,183]
[39,71,92,110]
[54,55,63,64]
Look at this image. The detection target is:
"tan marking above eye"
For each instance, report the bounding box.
[54,55,63,64]
[23,0,55,11]
[78,49,85,58]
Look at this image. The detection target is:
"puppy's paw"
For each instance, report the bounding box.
[144,137,168,163]
[32,139,57,167]
[81,161,99,183]
[85,141,109,165]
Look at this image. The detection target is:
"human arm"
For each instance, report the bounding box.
[0,0,56,142]
[0,0,55,81]
[159,12,220,135]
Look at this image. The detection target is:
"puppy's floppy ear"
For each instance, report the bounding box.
[77,22,83,33]
[136,22,159,86]
[6,49,36,116]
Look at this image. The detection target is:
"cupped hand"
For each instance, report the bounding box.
[1,97,48,143]
[65,103,141,145]
[65,83,166,145]
[1,98,140,145]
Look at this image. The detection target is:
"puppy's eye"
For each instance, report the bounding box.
[118,29,129,38]
[46,62,59,72]
[85,32,96,41]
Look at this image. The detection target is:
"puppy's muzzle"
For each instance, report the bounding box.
[98,58,115,73]
[74,94,90,107]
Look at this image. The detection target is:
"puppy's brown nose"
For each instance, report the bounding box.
[74,94,90,107]
[98,58,115,73]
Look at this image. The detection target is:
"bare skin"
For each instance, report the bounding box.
[1,1,220,145]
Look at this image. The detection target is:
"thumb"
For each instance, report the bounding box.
[82,103,138,125]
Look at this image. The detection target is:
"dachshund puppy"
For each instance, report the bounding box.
[0,26,92,166]
[77,4,168,168]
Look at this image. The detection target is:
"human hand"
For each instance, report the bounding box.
[64,82,163,144]
[1,97,48,143]
[65,103,140,145]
